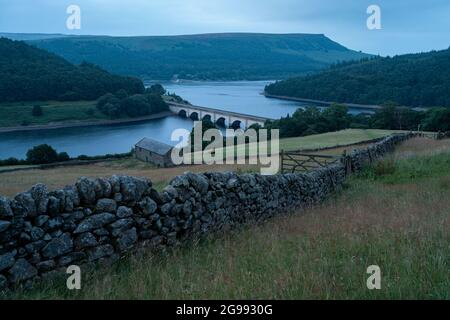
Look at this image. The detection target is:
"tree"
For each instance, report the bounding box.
[120,95,151,117]
[350,113,371,129]
[0,38,145,103]
[393,107,423,130]
[145,93,169,113]
[370,105,397,129]
[57,152,70,162]
[103,103,122,118]
[115,89,129,100]
[146,84,166,96]
[97,93,121,117]
[422,108,450,132]
[96,91,168,118]
[26,144,59,164]
[265,48,450,108]
[322,104,350,131]
[32,105,43,117]
[97,93,120,110]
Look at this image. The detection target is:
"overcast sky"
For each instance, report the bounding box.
[0,0,449,56]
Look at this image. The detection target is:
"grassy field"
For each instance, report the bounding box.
[3,137,449,299]
[279,129,408,151]
[0,159,260,197]
[0,100,108,127]
[0,129,403,196]
[181,129,405,163]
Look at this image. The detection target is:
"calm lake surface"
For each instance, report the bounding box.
[0,80,368,159]
[0,116,193,159]
[161,80,308,119]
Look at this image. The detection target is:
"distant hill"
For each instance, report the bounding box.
[18,33,370,80]
[0,33,70,41]
[265,49,450,108]
[0,38,144,102]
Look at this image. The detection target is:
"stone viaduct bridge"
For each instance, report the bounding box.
[167,102,272,129]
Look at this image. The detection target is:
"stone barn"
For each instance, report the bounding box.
[134,137,174,167]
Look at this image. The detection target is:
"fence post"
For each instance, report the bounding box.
[280,150,284,174]
[342,150,351,176]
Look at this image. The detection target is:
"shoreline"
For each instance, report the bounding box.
[263,93,382,110]
[0,111,174,133]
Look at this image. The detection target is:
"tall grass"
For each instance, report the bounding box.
[3,141,449,300]
[360,148,450,184]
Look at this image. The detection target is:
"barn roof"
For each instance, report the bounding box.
[135,137,173,155]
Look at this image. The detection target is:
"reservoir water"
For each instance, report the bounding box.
[161,80,308,119]
[0,116,193,160]
[0,81,367,159]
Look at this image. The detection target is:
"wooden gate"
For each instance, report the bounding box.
[280,151,342,173]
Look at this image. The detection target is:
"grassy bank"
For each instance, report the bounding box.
[3,137,449,299]
[0,100,109,127]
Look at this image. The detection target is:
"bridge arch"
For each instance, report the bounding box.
[202,114,212,122]
[178,110,187,118]
[167,102,270,129]
[215,117,227,128]
[190,112,199,121]
[230,120,242,129]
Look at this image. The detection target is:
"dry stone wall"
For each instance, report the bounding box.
[0,133,414,290]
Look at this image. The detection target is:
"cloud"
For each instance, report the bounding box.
[0,0,448,55]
